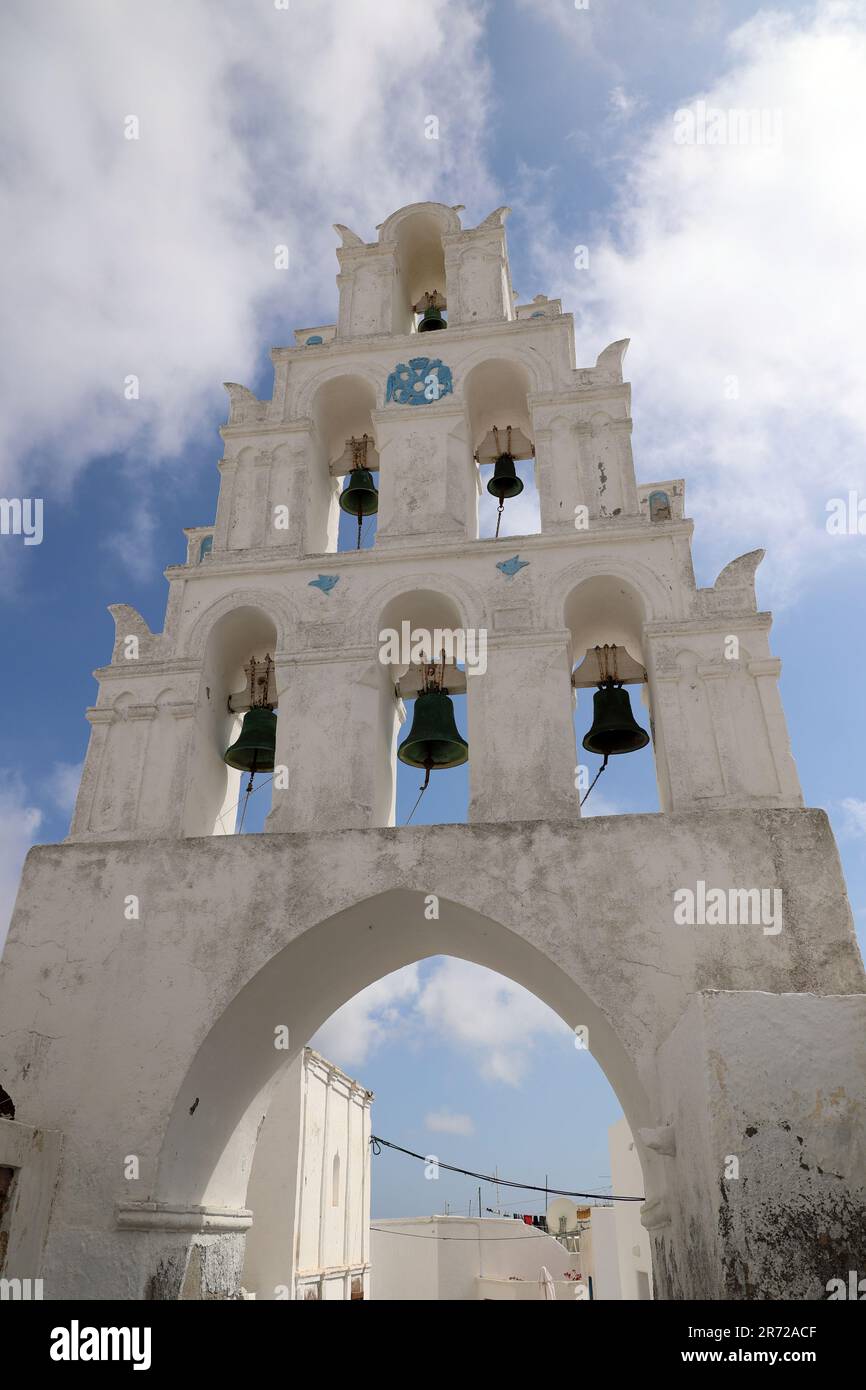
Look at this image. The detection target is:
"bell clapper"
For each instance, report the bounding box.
[494,498,505,539]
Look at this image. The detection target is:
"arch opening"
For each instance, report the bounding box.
[376,589,471,826]
[310,374,379,553]
[245,947,652,1299]
[464,358,540,540]
[564,577,660,817]
[184,604,279,837]
[393,211,449,336]
[154,888,653,1226]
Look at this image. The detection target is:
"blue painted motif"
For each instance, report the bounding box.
[305,335,324,345]
[309,574,340,593]
[198,535,213,561]
[386,357,453,406]
[496,555,529,579]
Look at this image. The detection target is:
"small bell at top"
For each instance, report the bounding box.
[415,290,447,332]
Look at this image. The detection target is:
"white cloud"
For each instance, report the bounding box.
[0,779,42,950]
[608,85,639,120]
[415,958,571,1085]
[310,957,571,1085]
[47,761,84,816]
[840,797,866,839]
[528,1,866,600]
[310,964,421,1068]
[0,0,497,513]
[425,1109,475,1136]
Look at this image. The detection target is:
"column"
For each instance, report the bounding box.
[467,632,578,824]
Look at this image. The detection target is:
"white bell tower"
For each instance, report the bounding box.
[1,202,864,1303]
[68,200,801,844]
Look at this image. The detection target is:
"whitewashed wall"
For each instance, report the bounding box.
[609,1116,654,1299]
[371,1216,575,1300]
[242,1048,372,1300]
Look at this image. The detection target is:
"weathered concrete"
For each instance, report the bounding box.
[1,809,864,1299]
[654,991,866,1299]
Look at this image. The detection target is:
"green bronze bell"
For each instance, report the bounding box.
[417,304,446,331]
[415,291,447,332]
[224,706,277,773]
[582,683,649,757]
[338,467,379,518]
[486,451,524,501]
[397,690,468,773]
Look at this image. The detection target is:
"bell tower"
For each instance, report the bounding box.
[1,202,864,1303]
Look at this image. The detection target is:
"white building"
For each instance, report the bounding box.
[609,1116,653,1300]
[372,1216,582,1301]
[243,1049,372,1300]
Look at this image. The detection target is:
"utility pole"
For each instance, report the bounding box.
[478,1185,482,1220]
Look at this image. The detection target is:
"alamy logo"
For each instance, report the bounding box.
[50,1320,152,1370]
[673,101,783,147]
[378,621,487,676]
[0,1277,44,1299]
[673,881,782,936]
[0,497,43,545]
[826,1270,866,1299]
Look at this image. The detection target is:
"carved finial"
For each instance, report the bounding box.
[333,223,364,247]
[713,550,765,591]
[477,205,512,229]
[594,339,630,380]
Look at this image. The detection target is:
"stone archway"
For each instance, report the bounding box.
[2,811,864,1300]
[154,887,651,1216]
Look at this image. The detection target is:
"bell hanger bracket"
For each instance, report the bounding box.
[571,644,646,690]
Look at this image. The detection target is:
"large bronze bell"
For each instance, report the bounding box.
[338,467,379,518]
[397,690,468,772]
[224,706,277,773]
[486,451,524,501]
[582,683,650,757]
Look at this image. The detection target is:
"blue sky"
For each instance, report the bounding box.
[1,0,864,1219]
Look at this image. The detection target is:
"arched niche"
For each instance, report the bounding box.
[564,574,647,669]
[184,605,279,838]
[463,356,534,452]
[310,372,379,553]
[375,587,471,826]
[389,209,452,335]
[463,356,539,539]
[564,575,660,812]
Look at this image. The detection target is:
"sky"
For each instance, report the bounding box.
[1,0,865,1221]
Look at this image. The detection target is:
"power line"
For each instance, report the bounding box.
[370,1135,644,1203]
